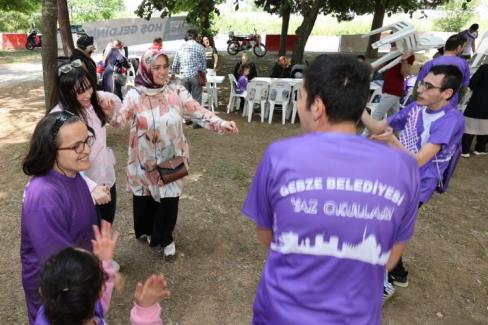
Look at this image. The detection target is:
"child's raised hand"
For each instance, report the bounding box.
[134,274,171,308]
[92,220,119,262]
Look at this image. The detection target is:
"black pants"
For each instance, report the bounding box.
[96,184,117,224]
[462,133,488,154]
[133,195,179,248]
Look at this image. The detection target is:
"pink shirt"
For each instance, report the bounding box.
[52,91,121,192]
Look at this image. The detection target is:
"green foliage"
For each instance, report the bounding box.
[327,0,449,21]
[0,10,42,33]
[67,0,125,23]
[135,0,226,37]
[433,0,479,32]
[0,0,40,12]
[0,0,41,32]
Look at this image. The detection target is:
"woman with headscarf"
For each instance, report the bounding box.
[102,40,129,99]
[107,49,238,259]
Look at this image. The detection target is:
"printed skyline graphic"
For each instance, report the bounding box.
[271,228,391,266]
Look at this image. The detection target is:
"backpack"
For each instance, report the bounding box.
[435,143,461,193]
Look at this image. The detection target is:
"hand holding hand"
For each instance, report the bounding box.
[92,220,119,262]
[369,127,397,145]
[134,274,171,308]
[92,185,111,205]
[223,121,239,134]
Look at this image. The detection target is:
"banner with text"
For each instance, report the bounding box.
[83,16,194,47]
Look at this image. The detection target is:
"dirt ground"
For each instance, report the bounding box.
[1,52,488,325]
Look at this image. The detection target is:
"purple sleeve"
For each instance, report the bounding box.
[428,112,464,147]
[241,149,273,229]
[394,158,421,243]
[236,76,248,93]
[387,102,415,131]
[462,61,471,87]
[24,205,73,264]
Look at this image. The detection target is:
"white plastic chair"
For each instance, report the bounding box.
[226,74,246,113]
[267,81,292,124]
[366,82,383,112]
[244,80,269,123]
[290,83,300,124]
[363,21,444,73]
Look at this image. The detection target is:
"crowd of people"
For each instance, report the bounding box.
[17,22,487,324]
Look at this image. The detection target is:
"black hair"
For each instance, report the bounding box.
[201,35,215,48]
[303,54,372,124]
[185,29,198,41]
[51,63,106,128]
[76,35,94,50]
[469,24,479,31]
[22,112,81,176]
[444,33,467,51]
[428,65,463,100]
[153,37,162,44]
[40,248,106,325]
[356,54,366,62]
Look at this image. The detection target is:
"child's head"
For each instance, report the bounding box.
[239,64,250,76]
[40,248,106,325]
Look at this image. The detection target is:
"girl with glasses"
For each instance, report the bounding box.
[51,60,121,228]
[20,112,98,324]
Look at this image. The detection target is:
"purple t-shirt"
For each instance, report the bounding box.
[388,102,464,203]
[236,75,248,94]
[416,55,471,105]
[21,170,97,324]
[242,132,420,325]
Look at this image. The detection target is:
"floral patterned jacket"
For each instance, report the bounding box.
[112,81,227,201]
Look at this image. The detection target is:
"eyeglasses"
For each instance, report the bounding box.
[58,135,95,154]
[58,59,82,76]
[51,110,76,139]
[418,80,443,91]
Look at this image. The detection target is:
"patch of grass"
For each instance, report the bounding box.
[0,49,41,65]
[207,161,251,188]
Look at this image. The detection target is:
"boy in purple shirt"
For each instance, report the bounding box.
[362,65,464,294]
[416,33,470,105]
[242,54,420,324]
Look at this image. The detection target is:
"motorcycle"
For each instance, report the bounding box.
[227,29,267,57]
[25,25,42,50]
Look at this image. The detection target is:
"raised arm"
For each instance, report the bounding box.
[176,85,238,134]
[361,109,389,135]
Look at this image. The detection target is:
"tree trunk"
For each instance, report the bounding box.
[291,0,321,64]
[42,0,59,111]
[365,1,385,58]
[58,0,74,56]
[279,2,291,56]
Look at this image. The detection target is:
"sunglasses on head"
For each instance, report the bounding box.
[51,110,76,139]
[58,59,82,76]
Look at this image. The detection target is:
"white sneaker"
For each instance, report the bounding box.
[163,242,176,257]
[473,151,487,156]
[461,153,470,158]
